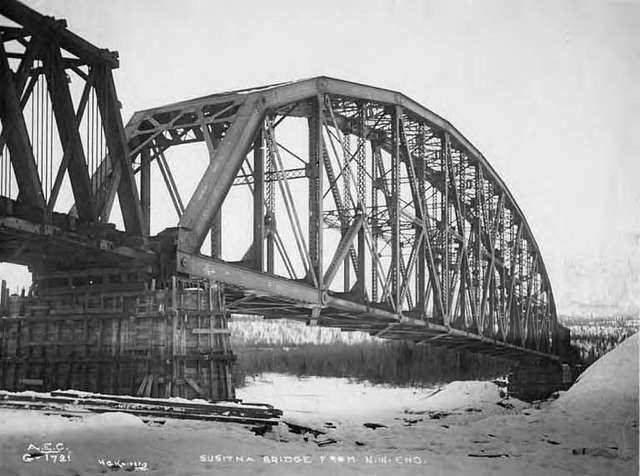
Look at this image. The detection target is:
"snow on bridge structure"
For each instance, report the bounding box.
[0,0,573,402]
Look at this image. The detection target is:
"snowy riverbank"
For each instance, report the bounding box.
[0,334,637,475]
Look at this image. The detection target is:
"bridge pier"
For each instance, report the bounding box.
[508,359,577,402]
[0,269,235,401]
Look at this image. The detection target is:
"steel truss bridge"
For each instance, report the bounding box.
[0,0,570,364]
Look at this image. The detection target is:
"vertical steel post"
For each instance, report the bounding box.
[391,106,401,309]
[209,132,222,258]
[371,143,380,302]
[355,104,366,297]
[342,132,351,292]
[140,148,151,236]
[307,98,323,285]
[252,129,264,271]
[265,118,275,274]
[476,165,484,333]
[210,212,221,258]
[441,133,450,324]
[458,160,467,328]
[200,122,224,259]
[416,127,426,315]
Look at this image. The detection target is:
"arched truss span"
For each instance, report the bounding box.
[97,77,559,357]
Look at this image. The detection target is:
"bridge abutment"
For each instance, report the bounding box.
[508,359,577,402]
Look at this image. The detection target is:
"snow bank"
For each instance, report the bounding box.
[238,373,431,423]
[0,410,144,437]
[237,374,527,432]
[555,333,639,415]
[418,380,504,410]
[82,412,145,429]
[0,410,74,435]
[534,333,639,468]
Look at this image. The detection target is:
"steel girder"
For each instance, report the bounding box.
[107,76,560,358]
[0,0,144,233]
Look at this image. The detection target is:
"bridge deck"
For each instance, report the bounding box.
[187,255,560,363]
[229,307,560,363]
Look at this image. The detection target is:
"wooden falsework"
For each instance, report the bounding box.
[0,273,235,401]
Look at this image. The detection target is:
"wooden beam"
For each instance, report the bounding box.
[185,377,205,396]
[192,328,230,335]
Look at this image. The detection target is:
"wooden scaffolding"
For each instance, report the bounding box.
[0,269,235,401]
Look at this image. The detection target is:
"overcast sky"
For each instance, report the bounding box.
[4,0,639,315]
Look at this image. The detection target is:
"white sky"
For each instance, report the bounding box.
[2,0,639,315]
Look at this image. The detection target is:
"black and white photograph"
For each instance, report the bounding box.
[0,0,638,474]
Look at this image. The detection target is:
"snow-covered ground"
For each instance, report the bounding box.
[0,334,637,475]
